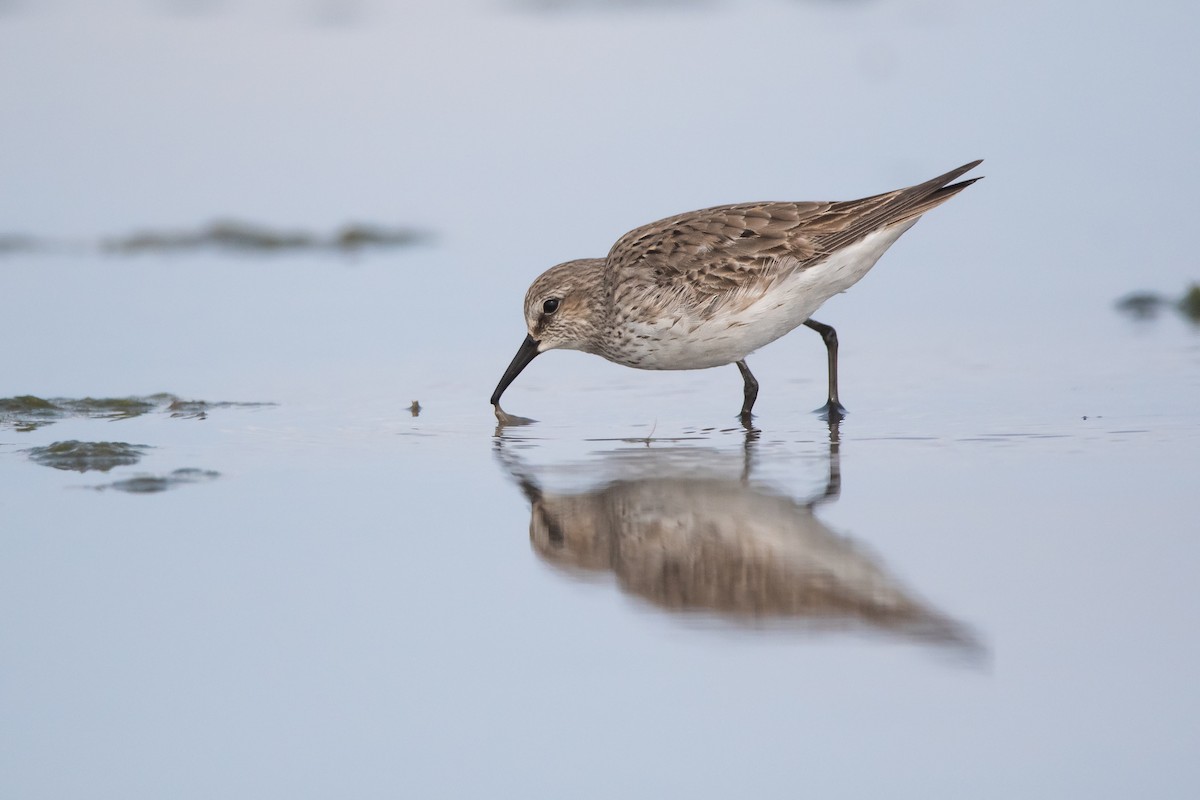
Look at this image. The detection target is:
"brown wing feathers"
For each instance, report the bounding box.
[813,160,983,256]
[604,161,983,309]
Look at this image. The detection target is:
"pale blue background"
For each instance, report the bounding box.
[1,1,1198,798]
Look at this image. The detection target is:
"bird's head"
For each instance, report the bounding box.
[490,258,605,408]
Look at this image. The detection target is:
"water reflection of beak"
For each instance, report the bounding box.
[490,334,541,406]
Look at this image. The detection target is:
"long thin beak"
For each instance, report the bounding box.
[490,334,541,406]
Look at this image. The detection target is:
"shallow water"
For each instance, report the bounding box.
[2,1,1200,798]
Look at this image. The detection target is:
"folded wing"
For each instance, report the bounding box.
[604,160,982,318]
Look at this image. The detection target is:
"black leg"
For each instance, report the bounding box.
[804,318,848,420]
[735,359,758,423]
[818,415,842,504]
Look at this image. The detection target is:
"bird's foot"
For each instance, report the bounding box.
[814,401,847,423]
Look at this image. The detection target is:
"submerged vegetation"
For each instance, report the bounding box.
[26,441,150,473]
[93,468,220,494]
[0,221,428,257]
[1115,283,1200,325]
[5,395,251,492]
[0,394,274,431]
[0,235,37,254]
[1181,285,1200,322]
[103,220,427,254]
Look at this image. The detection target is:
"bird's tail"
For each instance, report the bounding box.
[819,160,983,254]
[887,159,984,226]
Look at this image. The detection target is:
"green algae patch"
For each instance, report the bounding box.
[1116,283,1200,325]
[0,395,158,428]
[1179,283,1200,324]
[27,441,150,473]
[0,395,64,431]
[0,235,39,254]
[102,220,427,255]
[1,222,427,257]
[1115,292,1167,320]
[166,397,276,419]
[104,221,312,253]
[98,468,220,494]
[0,395,60,412]
[333,224,426,250]
[65,397,159,419]
[0,395,58,410]
[1,393,275,430]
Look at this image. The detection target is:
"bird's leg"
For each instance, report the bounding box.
[736,359,759,423]
[739,423,760,480]
[814,415,842,505]
[804,318,848,421]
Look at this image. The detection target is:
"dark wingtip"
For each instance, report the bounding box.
[942,175,983,192]
[887,160,984,223]
[926,159,984,190]
[950,158,985,187]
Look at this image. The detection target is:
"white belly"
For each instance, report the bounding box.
[619,221,917,370]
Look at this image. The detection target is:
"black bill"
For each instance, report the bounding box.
[490,334,541,406]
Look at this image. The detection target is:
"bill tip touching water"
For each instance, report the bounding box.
[490,160,982,423]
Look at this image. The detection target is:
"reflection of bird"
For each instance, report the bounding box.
[491,161,981,423]
[497,431,981,652]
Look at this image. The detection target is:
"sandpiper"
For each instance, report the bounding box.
[491,160,981,422]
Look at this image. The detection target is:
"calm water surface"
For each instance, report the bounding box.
[2,1,1199,798]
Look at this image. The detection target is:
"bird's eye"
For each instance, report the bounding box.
[542,298,560,315]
